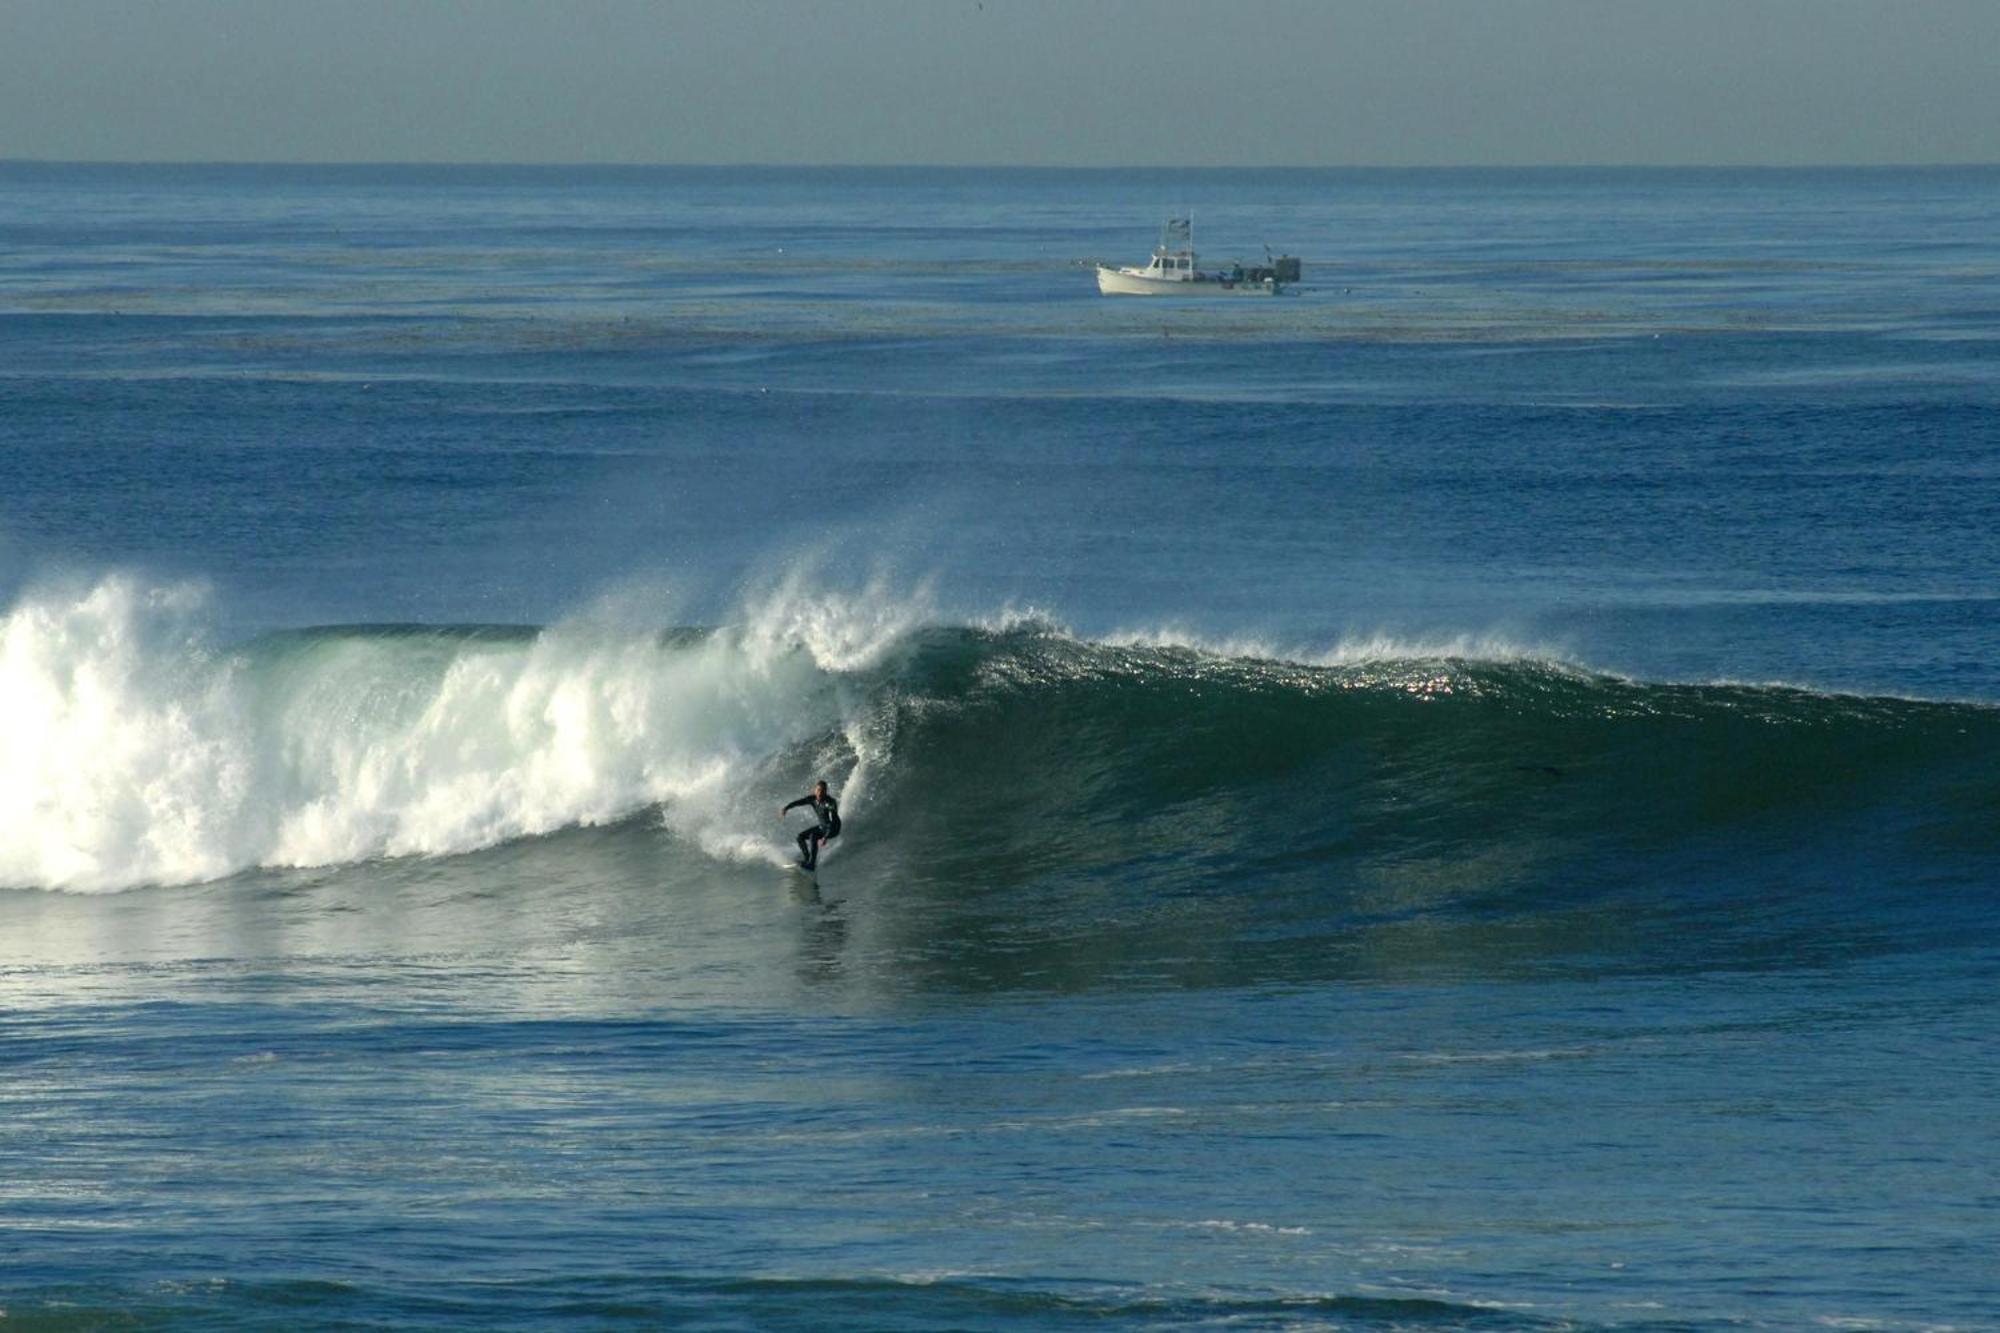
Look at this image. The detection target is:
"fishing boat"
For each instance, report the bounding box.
[1094,217,1299,296]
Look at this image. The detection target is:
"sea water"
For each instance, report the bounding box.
[2,164,1997,1330]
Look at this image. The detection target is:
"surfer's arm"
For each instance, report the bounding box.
[779,795,812,816]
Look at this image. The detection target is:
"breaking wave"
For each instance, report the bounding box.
[6,575,1997,898]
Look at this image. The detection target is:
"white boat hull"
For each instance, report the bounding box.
[1095,265,1277,296]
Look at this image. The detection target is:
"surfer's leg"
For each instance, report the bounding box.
[797,828,815,865]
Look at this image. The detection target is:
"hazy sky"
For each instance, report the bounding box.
[5,0,1997,166]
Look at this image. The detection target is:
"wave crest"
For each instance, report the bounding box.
[6,577,1996,895]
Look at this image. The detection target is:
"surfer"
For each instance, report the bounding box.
[780,780,841,871]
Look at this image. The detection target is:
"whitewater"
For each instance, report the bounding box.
[3,573,909,889]
[5,571,1518,891]
[5,163,1999,1332]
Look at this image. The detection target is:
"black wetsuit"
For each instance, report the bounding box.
[783,792,840,869]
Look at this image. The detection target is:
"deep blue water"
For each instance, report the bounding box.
[2,163,1997,1330]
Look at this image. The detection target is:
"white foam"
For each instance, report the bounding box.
[739,563,936,673]
[1191,1218,1313,1236]
[1,574,892,892]
[1,577,254,890]
[1100,622,1566,670]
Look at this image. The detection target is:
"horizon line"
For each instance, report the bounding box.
[5,157,1998,173]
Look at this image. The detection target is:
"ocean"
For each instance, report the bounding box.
[1,163,1996,1330]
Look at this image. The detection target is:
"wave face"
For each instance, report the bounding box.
[7,577,1998,903]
